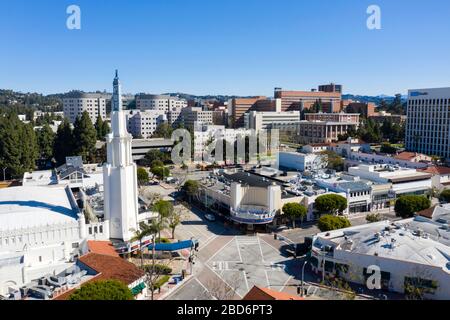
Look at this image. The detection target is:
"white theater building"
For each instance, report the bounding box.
[0,71,150,297]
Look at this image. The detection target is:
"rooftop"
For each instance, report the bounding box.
[0,186,80,232]
[315,219,450,270]
[243,286,303,301]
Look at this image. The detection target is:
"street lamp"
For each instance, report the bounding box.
[2,167,6,181]
[300,260,308,297]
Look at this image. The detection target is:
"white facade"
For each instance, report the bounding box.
[103,71,139,242]
[63,93,107,124]
[244,110,301,131]
[126,110,166,139]
[348,164,432,197]
[136,94,187,113]
[277,152,324,172]
[406,88,450,160]
[0,186,86,296]
[311,219,450,300]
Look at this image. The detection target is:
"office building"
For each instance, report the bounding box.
[244,110,301,131]
[274,88,342,113]
[63,93,108,124]
[229,96,272,128]
[135,94,187,113]
[318,83,343,93]
[406,88,450,160]
[126,110,166,139]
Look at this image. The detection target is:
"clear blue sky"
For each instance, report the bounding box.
[1,0,450,96]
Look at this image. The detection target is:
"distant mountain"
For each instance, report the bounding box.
[342,94,407,106]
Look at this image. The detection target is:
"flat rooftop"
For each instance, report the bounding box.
[316,219,450,270]
[0,186,79,232]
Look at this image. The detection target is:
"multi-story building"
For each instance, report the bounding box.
[295,113,359,144]
[318,83,343,94]
[274,88,342,113]
[345,102,376,118]
[135,94,187,113]
[229,96,272,128]
[181,107,214,130]
[369,111,407,124]
[311,215,450,300]
[406,88,450,160]
[63,93,108,124]
[244,110,301,131]
[126,110,166,139]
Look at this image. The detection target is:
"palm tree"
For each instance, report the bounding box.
[130,222,153,268]
[153,200,172,240]
[146,219,165,300]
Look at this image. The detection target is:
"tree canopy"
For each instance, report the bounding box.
[439,190,450,203]
[317,215,351,232]
[73,112,97,162]
[394,195,431,219]
[68,280,134,300]
[282,202,307,228]
[183,180,200,202]
[315,194,348,216]
[53,118,75,165]
[137,167,149,185]
[36,123,55,160]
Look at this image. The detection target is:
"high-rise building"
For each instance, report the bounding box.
[274,88,342,113]
[229,96,273,128]
[135,94,187,113]
[103,71,139,242]
[406,88,450,160]
[318,83,343,93]
[63,93,108,124]
[126,110,166,139]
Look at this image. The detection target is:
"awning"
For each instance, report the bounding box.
[131,282,146,295]
[147,239,198,252]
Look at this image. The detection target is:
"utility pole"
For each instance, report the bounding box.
[301,260,308,297]
[2,167,6,181]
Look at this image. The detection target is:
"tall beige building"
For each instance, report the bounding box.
[63,93,108,124]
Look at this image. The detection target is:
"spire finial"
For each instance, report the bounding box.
[115,69,119,78]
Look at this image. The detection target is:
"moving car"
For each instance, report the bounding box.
[204,214,216,222]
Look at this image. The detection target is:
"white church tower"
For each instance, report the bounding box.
[103,70,139,242]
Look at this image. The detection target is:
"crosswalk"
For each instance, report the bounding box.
[235,236,259,246]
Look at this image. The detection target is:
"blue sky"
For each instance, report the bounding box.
[1,0,450,96]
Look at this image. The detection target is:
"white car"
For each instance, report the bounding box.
[204,214,216,222]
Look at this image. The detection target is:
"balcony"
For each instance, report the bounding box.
[230,205,275,225]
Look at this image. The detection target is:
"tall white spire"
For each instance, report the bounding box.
[103,70,139,242]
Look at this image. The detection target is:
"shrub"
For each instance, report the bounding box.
[69,280,134,300]
[315,194,348,215]
[366,213,382,223]
[143,264,172,275]
[318,215,351,232]
[439,189,450,203]
[395,195,431,219]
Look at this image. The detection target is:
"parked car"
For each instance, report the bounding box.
[204,214,216,222]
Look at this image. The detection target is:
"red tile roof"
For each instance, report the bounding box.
[394,152,417,161]
[417,166,450,175]
[87,241,120,257]
[53,253,144,300]
[417,206,437,219]
[243,286,303,301]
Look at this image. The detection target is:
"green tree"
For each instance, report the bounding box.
[315,194,348,216]
[317,215,351,232]
[395,195,431,219]
[73,112,97,162]
[144,149,171,166]
[94,116,105,140]
[0,114,22,178]
[439,190,450,203]
[380,143,397,155]
[131,222,154,268]
[151,165,170,180]
[183,180,200,203]
[153,200,173,239]
[152,123,173,139]
[137,167,149,186]
[282,203,307,228]
[167,210,182,239]
[321,151,344,171]
[102,121,110,138]
[366,213,382,223]
[53,118,75,165]
[151,160,164,169]
[36,123,55,160]
[20,123,39,173]
[68,280,134,300]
